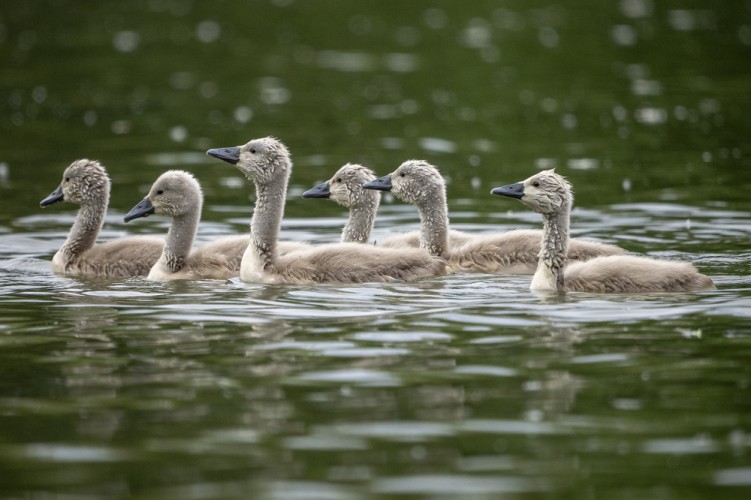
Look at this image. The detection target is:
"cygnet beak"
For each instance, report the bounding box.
[40,185,64,207]
[124,197,155,222]
[362,175,392,191]
[206,146,241,165]
[303,181,331,199]
[491,182,524,199]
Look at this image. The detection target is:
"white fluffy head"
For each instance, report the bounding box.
[148,170,203,217]
[388,159,445,206]
[328,163,378,208]
[518,169,572,215]
[58,159,110,205]
[235,136,291,184]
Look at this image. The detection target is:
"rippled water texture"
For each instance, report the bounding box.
[1,1,751,498]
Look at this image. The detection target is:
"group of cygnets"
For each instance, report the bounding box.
[40,136,715,293]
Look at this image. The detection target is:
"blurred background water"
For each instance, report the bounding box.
[1,0,750,498]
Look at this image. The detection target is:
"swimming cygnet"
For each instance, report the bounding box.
[124,170,244,280]
[491,169,715,293]
[40,159,163,278]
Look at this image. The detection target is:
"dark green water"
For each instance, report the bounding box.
[1,1,750,498]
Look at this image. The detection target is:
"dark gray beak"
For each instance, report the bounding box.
[124,197,155,222]
[491,182,524,199]
[362,175,392,191]
[206,146,241,165]
[303,181,331,199]
[40,185,64,207]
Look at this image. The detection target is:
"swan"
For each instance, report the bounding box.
[491,169,715,292]
[302,163,380,244]
[206,137,448,284]
[362,160,625,274]
[40,159,163,277]
[124,170,241,280]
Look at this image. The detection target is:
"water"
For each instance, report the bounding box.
[2,0,751,498]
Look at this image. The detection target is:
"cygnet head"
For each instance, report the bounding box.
[206,137,290,184]
[124,170,202,222]
[362,160,444,205]
[303,163,377,208]
[491,169,572,215]
[40,159,109,207]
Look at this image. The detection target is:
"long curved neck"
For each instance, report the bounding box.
[415,189,449,257]
[341,194,379,244]
[535,205,570,292]
[60,189,108,264]
[248,174,287,270]
[163,208,200,273]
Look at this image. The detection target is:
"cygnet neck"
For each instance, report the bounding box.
[248,171,288,270]
[163,205,201,273]
[341,190,379,244]
[414,186,449,257]
[535,204,571,292]
[60,185,109,264]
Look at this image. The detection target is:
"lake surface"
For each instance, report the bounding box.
[1,1,750,498]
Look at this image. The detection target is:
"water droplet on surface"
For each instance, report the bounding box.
[538,26,559,48]
[634,107,667,125]
[631,79,662,96]
[620,0,653,18]
[195,20,221,43]
[31,86,47,104]
[612,25,637,46]
[423,8,448,30]
[113,31,139,53]
[170,72,195,90]
[111,120,132,134]
[535,158,558,170]
[418,137,456,154]
[233,106,253,124]
[169,126,187,143]
[739,25,751,45]
[567,158,599,171]
[561,113,577,129]
[347,14,372,36]
[462,18,492,48]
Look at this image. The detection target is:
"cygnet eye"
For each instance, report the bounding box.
[65,177,70,182]
[532,181,540,187]
[336,178,342,183]
[249,147,257,154]
[156,189,164,195]
[399,172,406,177]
